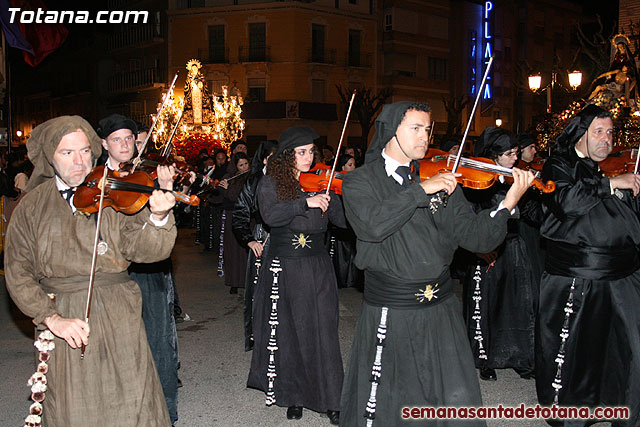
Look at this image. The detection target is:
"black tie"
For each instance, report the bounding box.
[395,165,415,187]
[59,188,75,207]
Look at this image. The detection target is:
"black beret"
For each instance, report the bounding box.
[273,126,319,158]
[97,114,137,139]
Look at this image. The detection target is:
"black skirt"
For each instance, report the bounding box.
[341,296,486,427]
[535,271,640,427]
[247,252,343,412]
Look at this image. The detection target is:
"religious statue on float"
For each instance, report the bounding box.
[183,59,214,125]
[589,34,640,109]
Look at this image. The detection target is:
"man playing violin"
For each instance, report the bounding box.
[4,116,176,426]
[340,101,534,426]
[536,104,640,426]
[97,113,181,425]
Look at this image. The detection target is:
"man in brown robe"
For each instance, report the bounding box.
[5,116,176,426]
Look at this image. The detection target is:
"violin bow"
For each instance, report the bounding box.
[81,165,109,360]
[325,90,356,195]
[633,148,640,175]
[132,72,179,173]
[452,56,494,173]
[160,104,185,159]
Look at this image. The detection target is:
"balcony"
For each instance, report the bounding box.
[308,48,336,64]
[107,68,166,94]
[345,52,372,68]
[238,45,271,63]
[108,24,165,51]
[198,47,229,64]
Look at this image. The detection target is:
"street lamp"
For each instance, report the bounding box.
[16,130,22,138]
[495,118,503,127]
[528,70,582,113]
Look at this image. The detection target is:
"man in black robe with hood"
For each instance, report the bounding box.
[536,104,640,426]
[340,101,534,426]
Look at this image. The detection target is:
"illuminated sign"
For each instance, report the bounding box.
[482,1,493,100]
[469,30,477,95]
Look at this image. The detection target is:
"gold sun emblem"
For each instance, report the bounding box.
[292,233,312,249]
[415,283,440,303]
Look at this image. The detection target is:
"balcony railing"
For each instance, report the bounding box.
[107,68,166,94]
[108,24,165,50]
[238,45,270,63]
[308,48,336,64]
[198,47,229,64]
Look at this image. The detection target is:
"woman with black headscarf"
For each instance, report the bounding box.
[232,139,278,351]
[247,127,345,425]
[326,154,362,289]
[463,126,537,382]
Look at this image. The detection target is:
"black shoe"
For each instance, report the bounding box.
[327,410,339,425]
[479,368,497,381]
[286,406,303,420]
[229,287,238,294]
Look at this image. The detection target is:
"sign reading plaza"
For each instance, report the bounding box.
[8,8,149,24]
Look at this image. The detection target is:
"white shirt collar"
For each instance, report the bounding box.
[381,148,410,185]
[55,176,77,212]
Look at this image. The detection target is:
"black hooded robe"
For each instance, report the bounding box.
[339,102,516,427]
[536,147,640,427]
[246,176,346,412]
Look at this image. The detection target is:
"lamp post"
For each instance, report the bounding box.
[528,70,582,113]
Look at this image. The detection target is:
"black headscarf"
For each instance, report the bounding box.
[366,101,427,163]
[272,126,319,159]
[553,104,610,155]
[251,140,278,173]
[517,132,535,150]
[474,126,516,158]
[441,138,460,152]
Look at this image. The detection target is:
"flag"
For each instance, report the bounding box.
[16,0,68,67]
[0,0,34,54]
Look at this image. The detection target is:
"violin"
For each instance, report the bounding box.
[74,166,200,215]
[120,153,197,187]
[516,157,545,173]
[420,149,556,193]
[309,162,331,172]
[199,169,249,193]
[299,169,346,195]
[599,148,638,177]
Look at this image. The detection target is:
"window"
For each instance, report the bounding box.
[384,13,392,31]
[312,79,326,103]
[248,87,266,103]
[348,29,361,66]
[311,24,325,63]
[428,57,447,81]
[248,78,266,102]
[208,25,225,63]
[249,23,266,62]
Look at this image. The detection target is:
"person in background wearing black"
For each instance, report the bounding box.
[247,127,345,425]
[463,127,537,382]
[326,154,362,289]
[232,140,278,351]
[219,152,251,294]
[536,105,640,426]
[340,101,533,427]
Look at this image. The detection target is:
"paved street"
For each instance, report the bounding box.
[1,228,558,426]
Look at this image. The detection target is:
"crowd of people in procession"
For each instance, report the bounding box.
[2,99,640,427]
